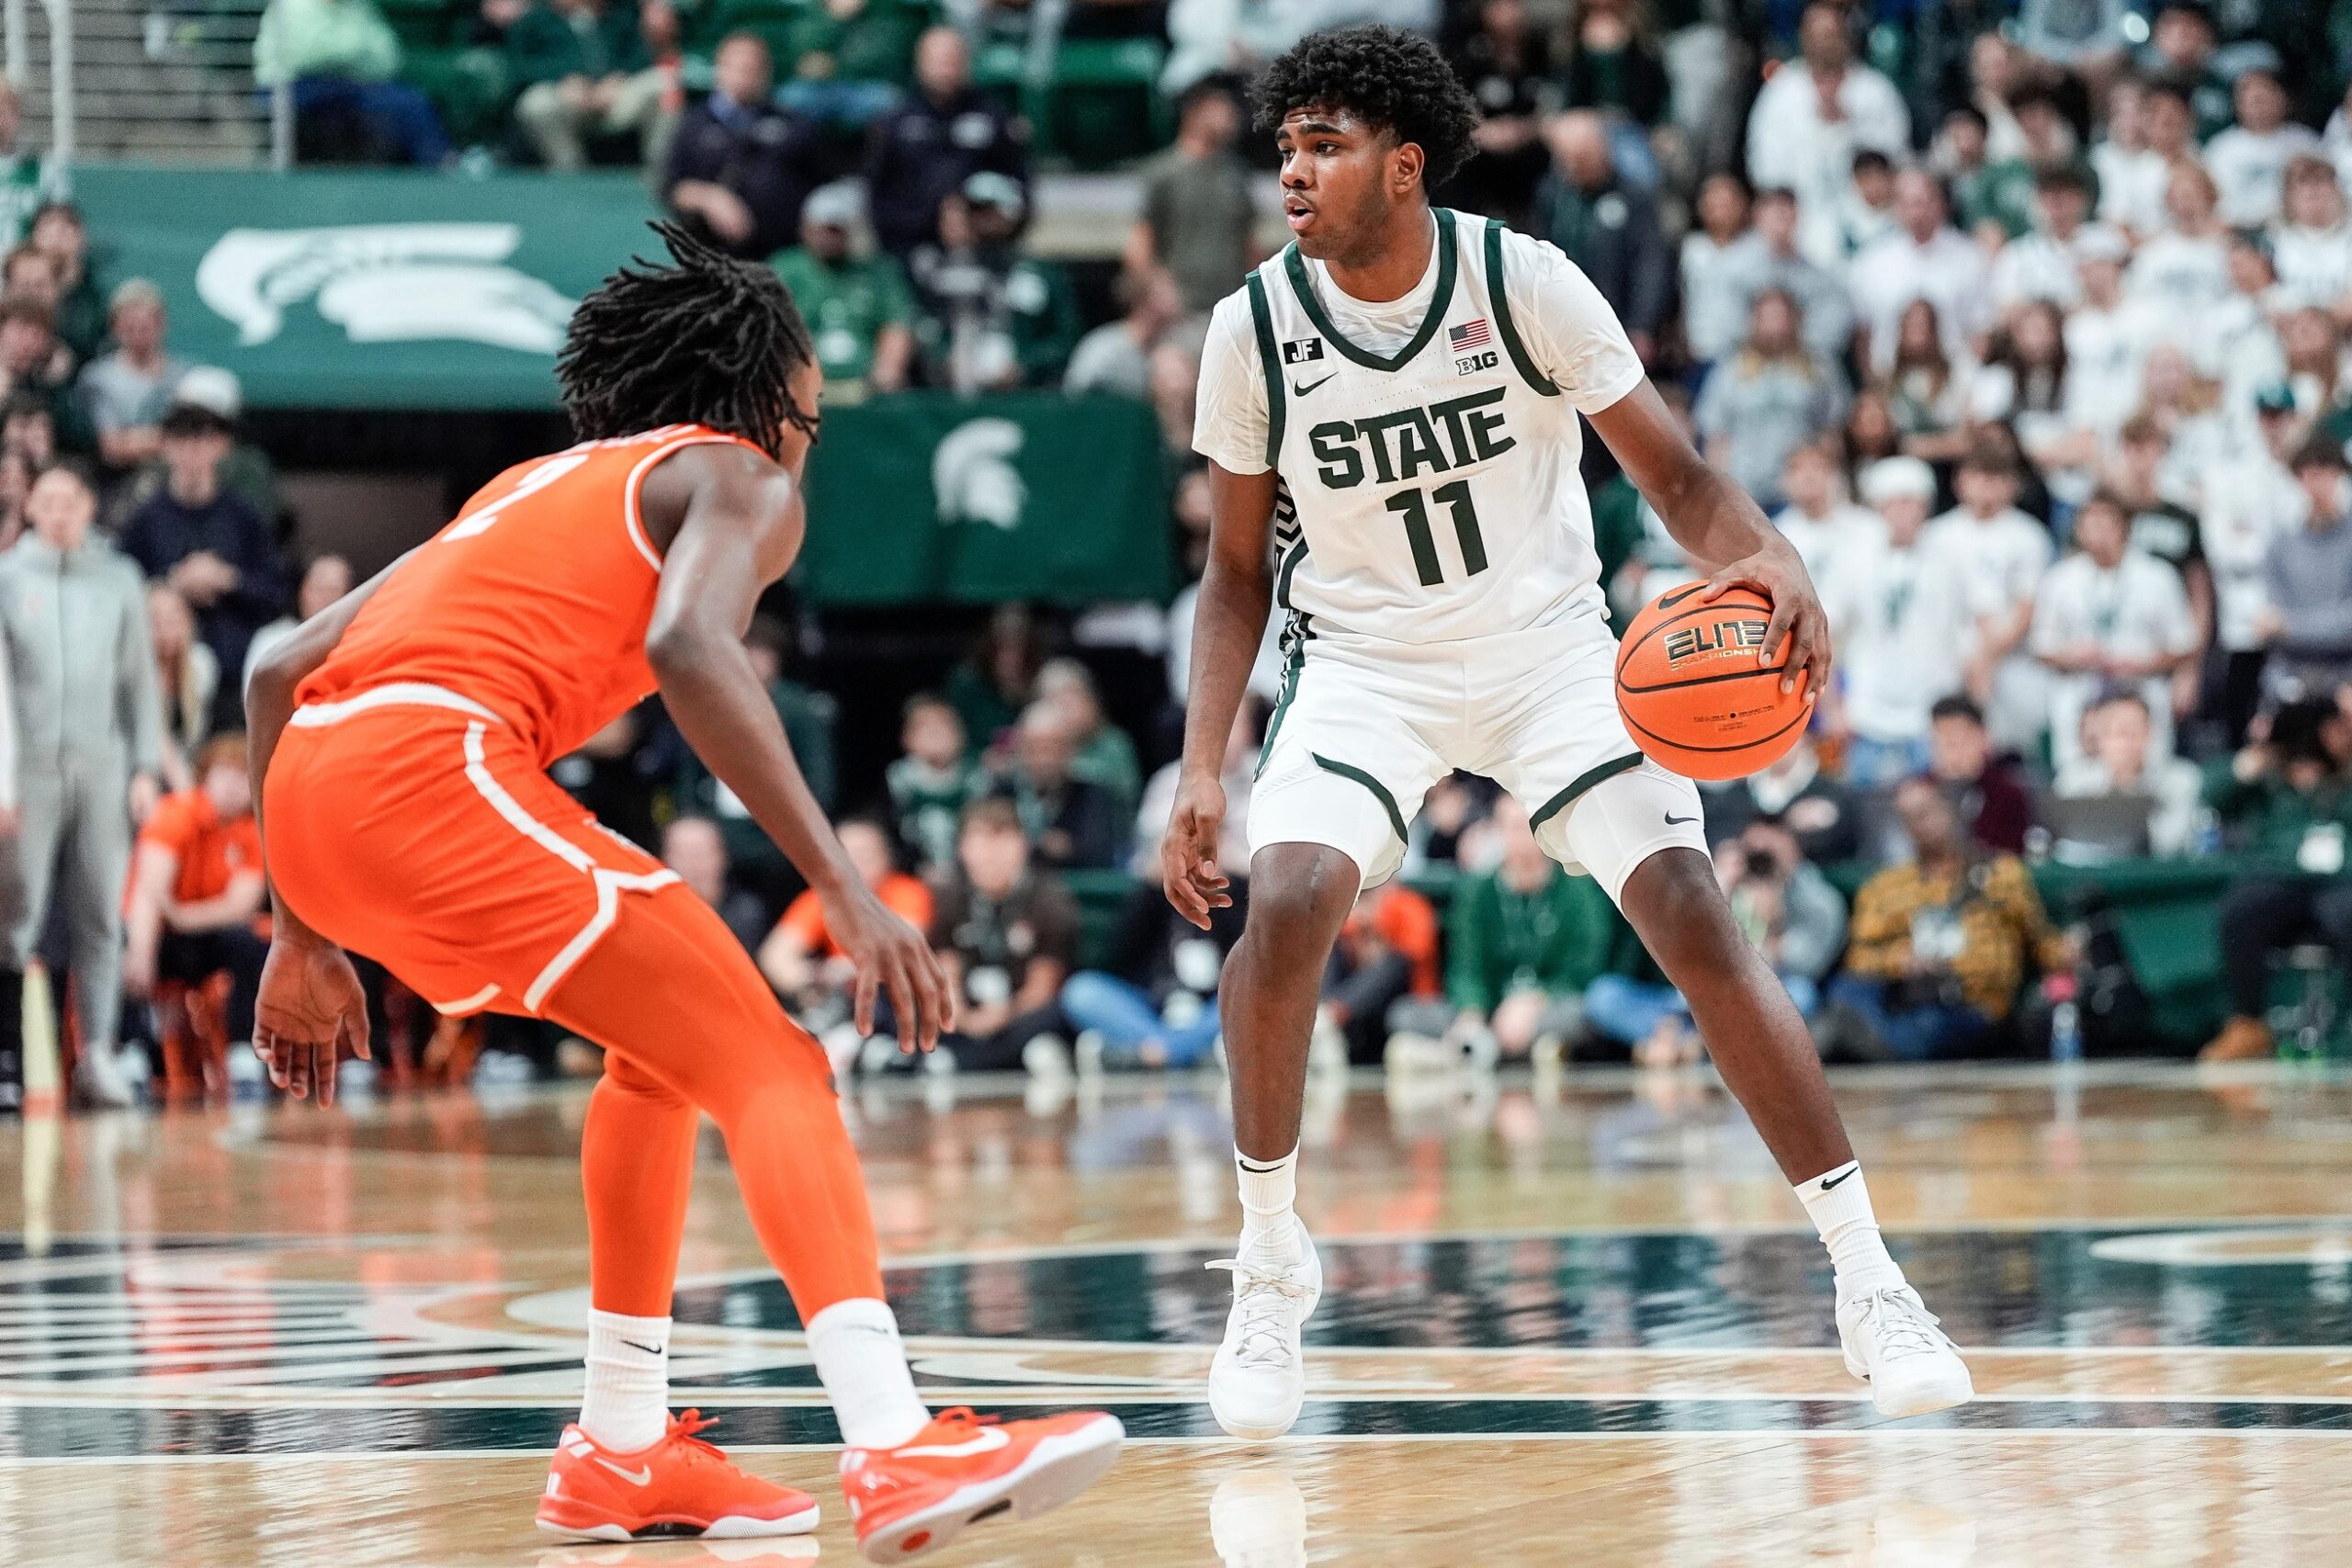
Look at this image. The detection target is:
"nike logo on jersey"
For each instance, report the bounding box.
[1664,813,1698,825]
[1291,373,1336,398]
[895,1427,1012,1460]
[592,1458,654,1485]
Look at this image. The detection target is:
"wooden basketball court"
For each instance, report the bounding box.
[2,1061,2347,1566]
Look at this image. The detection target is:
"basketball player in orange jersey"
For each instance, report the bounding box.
[1165,27,1972,1440]
[243,226,1122,1562]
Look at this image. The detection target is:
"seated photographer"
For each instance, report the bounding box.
[2048,690,2202,860]
[1826,776,2071,1061]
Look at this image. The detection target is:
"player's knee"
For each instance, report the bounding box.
[1620,847,1730,964]
[1242,844,1361,949]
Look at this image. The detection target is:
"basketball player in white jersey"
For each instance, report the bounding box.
[1164,27,1974,1439]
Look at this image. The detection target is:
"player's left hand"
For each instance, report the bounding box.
[1699,544,1830,701]
[829,886,955,1055]
[253,934,372,1106]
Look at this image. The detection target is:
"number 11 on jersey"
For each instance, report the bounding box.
[1383,479,1487,586]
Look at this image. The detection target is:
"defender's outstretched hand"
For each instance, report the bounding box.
[1699,546,1831,702]
[1161,772,1232,931]
[253,934,372,1106]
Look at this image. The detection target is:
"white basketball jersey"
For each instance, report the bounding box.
[1242,209,1610,645]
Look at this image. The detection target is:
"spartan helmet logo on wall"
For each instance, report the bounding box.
[933,417,1027,530]
[196,224,576,353]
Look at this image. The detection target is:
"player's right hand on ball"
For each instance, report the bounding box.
[830,886,955,1055]
[254,934,372,1107]
[1161,772,1232,931]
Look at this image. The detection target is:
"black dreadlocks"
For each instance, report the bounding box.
[557,221,820,460]
[1252,25,1482,190]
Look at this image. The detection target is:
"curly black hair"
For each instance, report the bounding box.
[558,221,819,461]
[1252,25,1482,190]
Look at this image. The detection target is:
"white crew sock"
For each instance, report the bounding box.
[1796,1160,1903,1300]
[580,1309,672,1453]
[1237,1145,1301,1265]
[806,1297,932,1450]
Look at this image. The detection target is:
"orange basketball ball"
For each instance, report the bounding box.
[1613,581,1810,782]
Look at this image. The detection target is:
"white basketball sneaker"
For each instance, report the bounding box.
[1838,1282,1974,1418]
[1206,1229,1322,1439]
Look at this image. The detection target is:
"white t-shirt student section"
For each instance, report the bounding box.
[2030,547,2198,772]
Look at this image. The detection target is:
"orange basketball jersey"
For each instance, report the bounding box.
[298,423,763,766]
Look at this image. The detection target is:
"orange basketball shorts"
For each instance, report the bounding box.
[263,683,677,1017]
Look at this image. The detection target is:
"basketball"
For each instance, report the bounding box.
[1614,581,1810,782]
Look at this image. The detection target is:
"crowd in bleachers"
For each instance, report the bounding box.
[12,2,2352,1110]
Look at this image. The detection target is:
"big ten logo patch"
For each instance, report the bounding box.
[1282,338,1325,366]
[1665,617,1769,666]
[1455,350,1498,376]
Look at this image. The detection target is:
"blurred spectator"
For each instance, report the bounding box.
[995,700,1125,871]
[148,582,217,764]
[1,392,54,470]
[2272,155,2352,314]
[673,615,836,894]
[1829,775,2068,1061]
[760,817,933,1040]
[1822,457,1974,787]
[1990,167,2106,311]
[1926,694,2034,857]
[1746,2,1909,268]
[910,175,1081,391]
[1438,796,1622,1066]
[253,0,455,165]
[2205,63,2315,228]
[2092,74,2177,241]
[1928,444,2052,750]
[771,183,915,400]
[1442,0,1552,224]
[1588,813,1845,1066]
[2062,226,2144,439]
[28,203,103,366]
[1836,147,1902,262]
[929,795,1078,1072]
[0,461,165,1107]
[947,603,1044,754]
[508,0,671,175]
[243,553,353,693]
[1533,110,1668,362]
[1880,299,1970,463]
[2108,413,2211,637]
[0,296,90,452]
[2031,489,2199,771]
[662,815,768,953]
[662,33,825,259]
[2017,0,2132,73]
[866,28,1028,260]
[77,280,190,477]
[888,692,984,875]
[0,84,57,249]
[1851,168,1991,378]
[1974,300,2087,497]
[2257,436,2352,704]
[2125,163,2231,331]
[119,733,267,1055]
[118,396,286,731]
[2198,696,2352,1061]
[1035,657,1140,818]
[147,367,278,524]
[1772,439,1882,591]
[1066,266,1184,399]
[2197,387,2301,744]
[1702,731,1862,863]
[1722,186,1850,364]
[1129,76,1255,315]
[1679,173,1758,367]
[1059,840,1242,1070]
[1323,881,1440,1065]
[2051,689,2203,858]
[2138,2,2231,137]
[1692,288,1847,509]
[1558,0,1668,128]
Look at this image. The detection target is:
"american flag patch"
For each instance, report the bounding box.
[1449,319,1492,352]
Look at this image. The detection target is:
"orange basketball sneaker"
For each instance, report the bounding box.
[537,1410,821,1542]
[839,1407,1125,1562]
